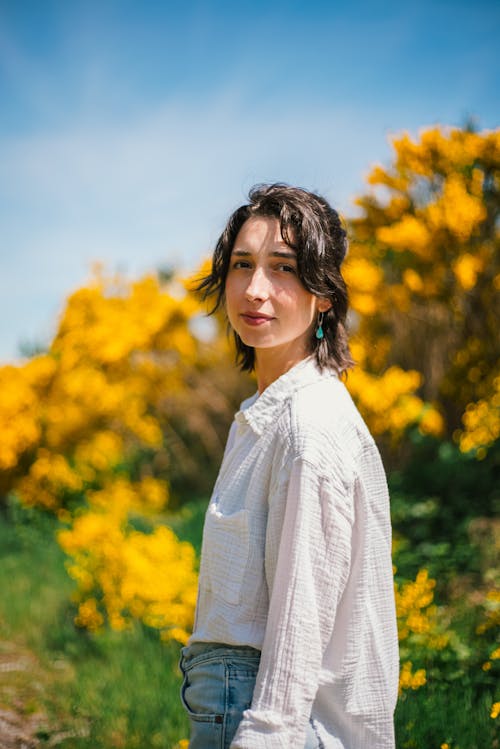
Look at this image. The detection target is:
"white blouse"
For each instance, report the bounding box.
[189,357,399,749]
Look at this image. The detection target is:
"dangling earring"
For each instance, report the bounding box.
[315,311,324,340]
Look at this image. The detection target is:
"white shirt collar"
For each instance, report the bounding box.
[235,356,337,435]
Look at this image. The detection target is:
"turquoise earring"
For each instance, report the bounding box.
[315,312,324,340]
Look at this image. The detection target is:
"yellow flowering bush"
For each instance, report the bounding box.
[342,335,444,444]
[457,376,500,457]
[0,264,251,511]
[346,362,443,441]
[0,364,41,473]
[395,568,451,695]
[58,476,198,643]
[348,125,500,443]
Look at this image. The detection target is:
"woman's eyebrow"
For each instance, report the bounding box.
[231,248,297,259]
[271,249,297,259]
[231,249,251,256]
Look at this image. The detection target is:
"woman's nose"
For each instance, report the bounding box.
[245,268,269,301]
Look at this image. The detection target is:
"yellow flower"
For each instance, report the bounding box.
[491,702,500,719]
[418,407,445,437]
[377,215,431,259]
[402,268,424,293]
[74,598,104,632]
[453,253,484,291]
[458,378,500,455]
[398,661,427,694]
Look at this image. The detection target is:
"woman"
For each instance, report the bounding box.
[179,184,399,748]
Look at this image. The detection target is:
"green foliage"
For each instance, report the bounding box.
[167,497,208,557]
[0,501,189,748]
[396,685,498,749]
[390,433,500,582]
[389,431,500,582]
[390,433,499,738]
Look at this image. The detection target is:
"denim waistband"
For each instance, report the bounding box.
[180,641,261,670]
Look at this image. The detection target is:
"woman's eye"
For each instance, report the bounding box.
[277,263,296,273]
[232,260,251,269]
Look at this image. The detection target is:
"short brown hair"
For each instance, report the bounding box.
[197,183,353,374]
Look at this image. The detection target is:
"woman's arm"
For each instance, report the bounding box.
[231,455,354,748]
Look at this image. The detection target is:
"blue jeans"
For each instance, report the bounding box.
[179,642,321,749]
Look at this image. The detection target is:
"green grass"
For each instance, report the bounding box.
[0,504,189,748]
[396,684,498,749]
[166,498,207,557]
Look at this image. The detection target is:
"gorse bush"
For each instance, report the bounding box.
[0,266,253,511]
[57,489,210,647]
[57,477,199,643]
[347,125,500,448]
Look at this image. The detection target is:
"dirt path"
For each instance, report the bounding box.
[0,706,43,749]
[0,644,46,749]
[0,641,88,749]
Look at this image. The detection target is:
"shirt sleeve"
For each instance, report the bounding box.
[230,455,354,748]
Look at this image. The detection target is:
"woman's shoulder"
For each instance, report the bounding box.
[292,372,362,427]
[282,373,374,465]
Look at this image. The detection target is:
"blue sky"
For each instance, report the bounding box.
[1,0,499,362]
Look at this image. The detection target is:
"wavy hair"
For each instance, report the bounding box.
[197,183,353,374]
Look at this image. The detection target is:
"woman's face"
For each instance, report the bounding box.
[225,216,329,362]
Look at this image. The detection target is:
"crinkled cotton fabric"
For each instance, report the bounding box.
[189,357,399,749]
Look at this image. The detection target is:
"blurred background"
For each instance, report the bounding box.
[0,1,499,748]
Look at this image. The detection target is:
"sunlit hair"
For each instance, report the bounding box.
[197,183,354,374]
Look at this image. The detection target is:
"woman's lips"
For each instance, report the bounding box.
[240,312,274,326]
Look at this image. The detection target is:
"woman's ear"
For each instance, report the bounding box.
[317,299,332,313]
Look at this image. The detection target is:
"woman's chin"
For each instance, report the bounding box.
[237,332,275,348]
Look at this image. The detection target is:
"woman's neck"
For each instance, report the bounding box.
[254,343,312,393]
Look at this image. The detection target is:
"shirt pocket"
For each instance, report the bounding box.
[204,503,249,606]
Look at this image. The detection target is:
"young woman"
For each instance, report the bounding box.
[179,184,399,749]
